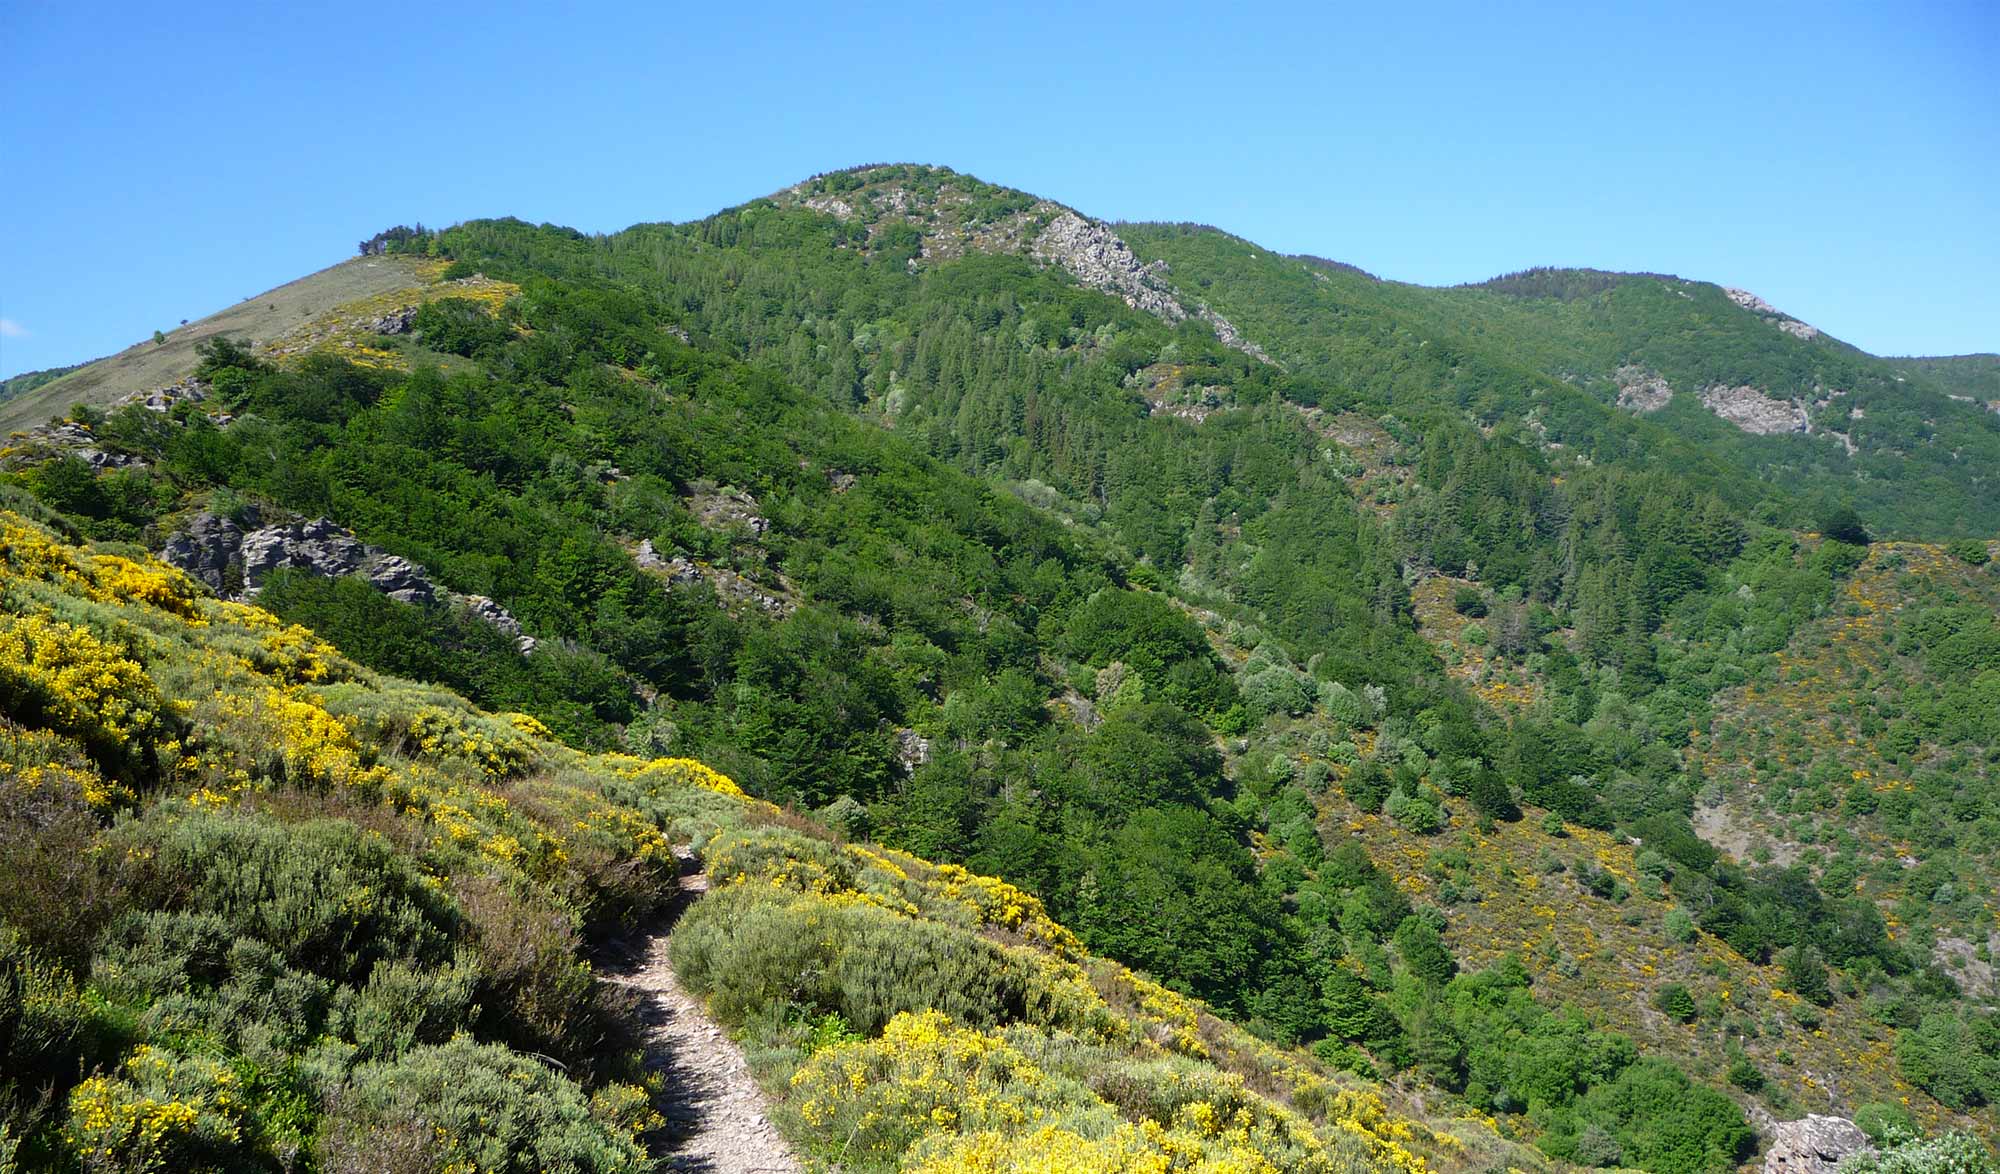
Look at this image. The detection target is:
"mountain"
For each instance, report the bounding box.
[1,163,1993,1172]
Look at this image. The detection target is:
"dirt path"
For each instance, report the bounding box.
[602,859,801,1174]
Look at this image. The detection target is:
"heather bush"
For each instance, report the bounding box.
[111,805,459,983]
[671,885,1082,1035]
[316,1037,647,1174]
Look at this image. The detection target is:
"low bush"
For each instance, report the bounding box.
[316,1036,648,1174]
[111,805,460,983]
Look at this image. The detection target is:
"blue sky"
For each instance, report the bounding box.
[3,0,1994,377]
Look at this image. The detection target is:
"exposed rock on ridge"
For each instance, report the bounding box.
[161,511,537,652]
[1614,365,1674,412]
[1031,212,1275,365]
[1725,286,1822,341]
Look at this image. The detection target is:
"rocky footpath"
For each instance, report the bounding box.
[160,510,536,652]
[601,851,802,1173]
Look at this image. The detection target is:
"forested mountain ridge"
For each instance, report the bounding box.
[2,162,1995,1172]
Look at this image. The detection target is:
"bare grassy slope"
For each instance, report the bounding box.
[0,255,428,433]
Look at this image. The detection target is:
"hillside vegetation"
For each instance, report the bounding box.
[0,509,1548,1171]
[2,162,1995,1172]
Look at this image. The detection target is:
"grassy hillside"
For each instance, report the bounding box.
[0,364,87,405]
[0,256,435,435]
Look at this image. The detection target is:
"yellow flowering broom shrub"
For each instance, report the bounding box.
[65,1045,248,1171]
[0,611,166,772]
[785,1010,1092,1163]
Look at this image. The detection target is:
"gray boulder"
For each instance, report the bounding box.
[1764,1115,1871,1174]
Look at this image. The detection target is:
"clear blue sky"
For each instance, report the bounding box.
[3,0,1994,377]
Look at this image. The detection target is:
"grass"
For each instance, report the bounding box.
[0,255,435,434]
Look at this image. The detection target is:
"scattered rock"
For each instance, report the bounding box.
[369,306,417,334]
[1615,365,1675,412]
[1701,384,1811,435]
[633,539,794,616]
[1763,1115,1871,1174]
[687,484,769,535]
[893,728,931,774]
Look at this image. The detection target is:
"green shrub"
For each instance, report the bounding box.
[449,874,615,1078]
[1654,983,1697,1022]
[347,953,480,1061]
[1726,1057,1765,1092]
[1567,1058,1752,1174]
[671,886,1100,1037]
[65,1044,255,1172]
[1842,1130,1998,1174]
[1,929,105,1131]
[1853,1101,1916,1146]
[0,747,120,968]
[112,805,459,983]
[317,1037,647,1174]
[94,911,337,1052]
[1664,908,1697,944]
[1945,538,1990,567]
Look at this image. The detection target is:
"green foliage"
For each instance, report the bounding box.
[1945,538,1990,566]
[1842,1130,1999,1174]
[1560,1058,1753,1174]
[1854,1102,1917,1146]
[112,805,460,983]
[317,1037,647,1173]
[411,296,514,357]
[1896,1011,1999,1109]
[1819,504,1873,546]
[669,885,1083,1036]
[1654,983,1697,1022]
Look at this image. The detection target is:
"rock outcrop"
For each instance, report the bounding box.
[1701,384,1811,435]
[161,511,535,652]
[1762,1115,1871,1174]
[1615,365,1675,412]
[1031,212,1274,365]
[633,539,793,616]
[1724,287,1822,341]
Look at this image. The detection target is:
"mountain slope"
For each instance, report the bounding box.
[1117,228,2000,538]
[0,508,1526,1172]
[4,162,1996,1171]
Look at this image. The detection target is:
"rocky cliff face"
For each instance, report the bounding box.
[160,511,536,652]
